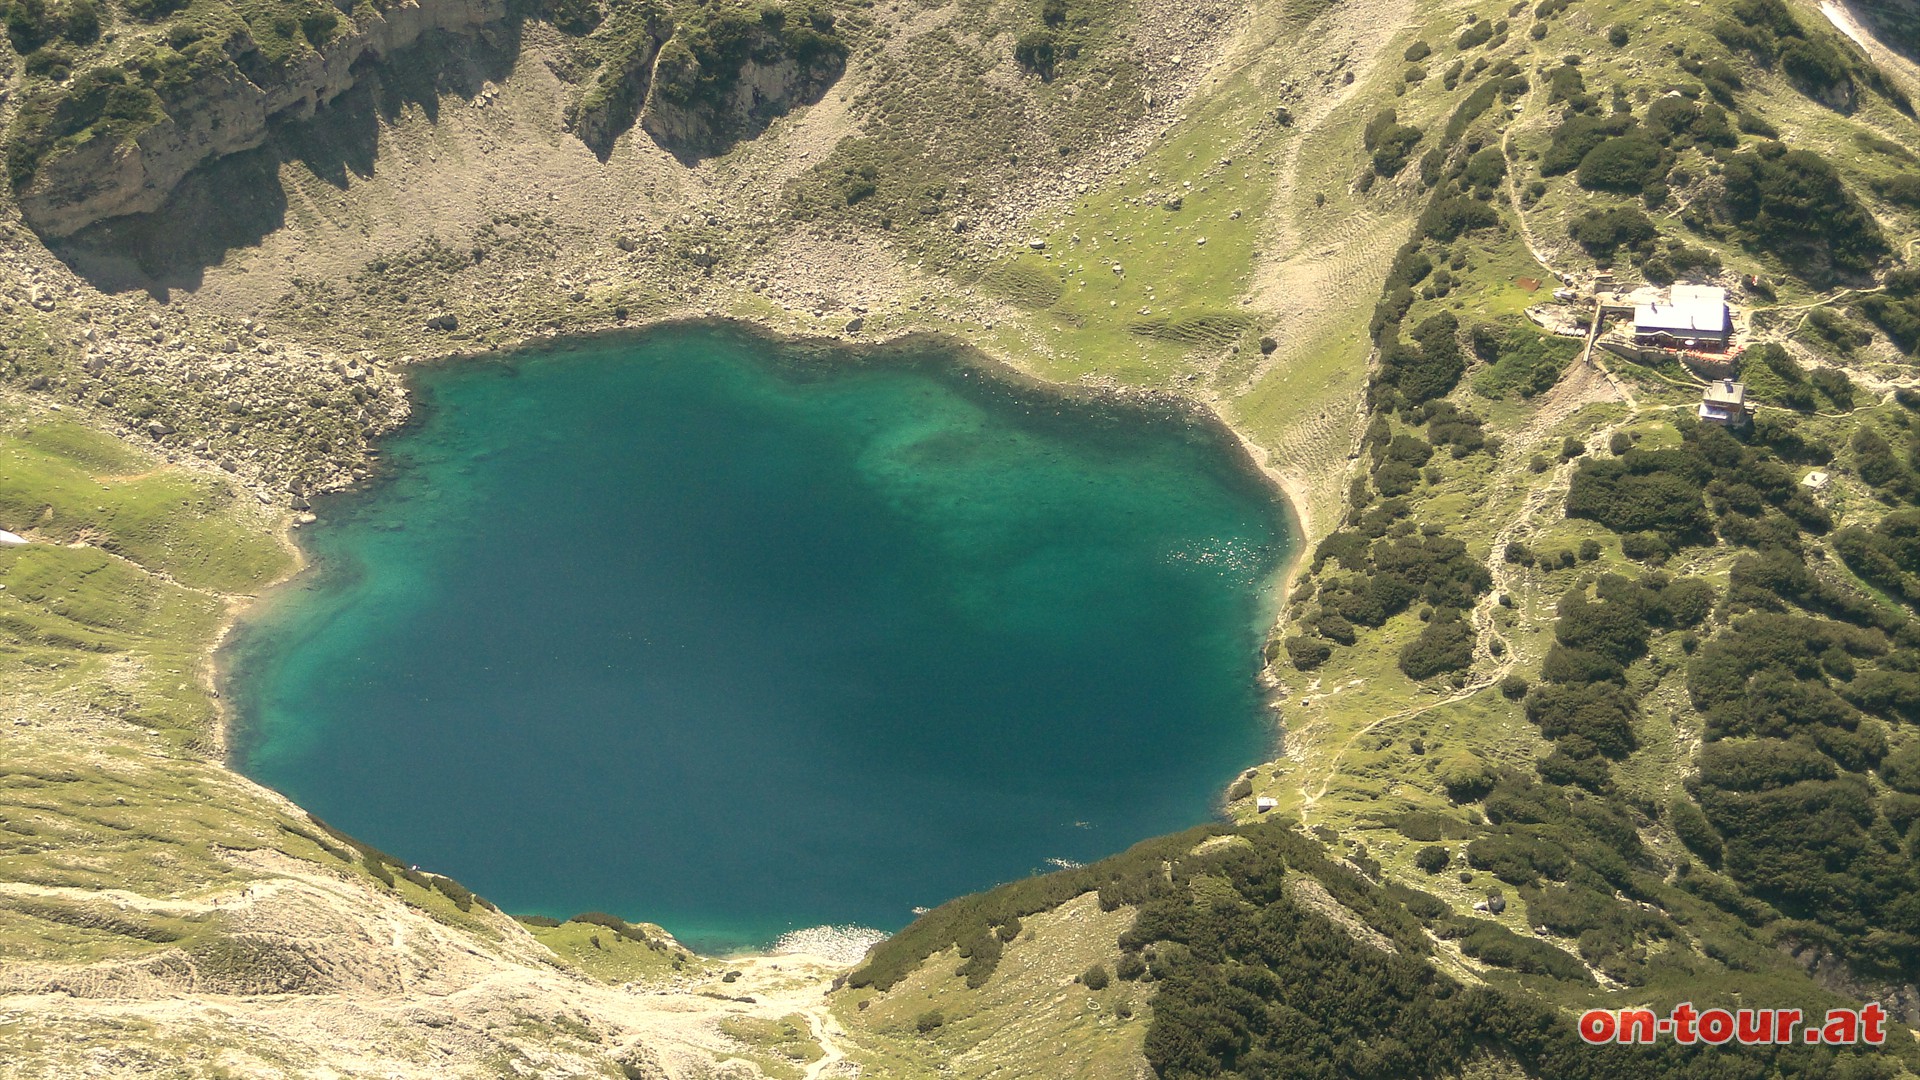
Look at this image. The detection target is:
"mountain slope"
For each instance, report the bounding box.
[2,0,1920,1075]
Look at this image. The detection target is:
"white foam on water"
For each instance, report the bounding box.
[772,924,890,966]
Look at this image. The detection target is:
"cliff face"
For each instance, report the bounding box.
[564,19,670,160]
[637,28,842,159]
[1841,0,1919,58]
[16,0,508,239]
[562,16,844,162]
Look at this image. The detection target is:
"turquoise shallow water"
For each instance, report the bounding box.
[226,325,1294,953]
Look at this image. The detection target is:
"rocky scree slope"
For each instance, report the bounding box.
[4,0,848,238]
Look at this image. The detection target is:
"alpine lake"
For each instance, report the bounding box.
[225,325,1297,953]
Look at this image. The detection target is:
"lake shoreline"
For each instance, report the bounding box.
[207,316,1310,954]
[214,312,1312,752]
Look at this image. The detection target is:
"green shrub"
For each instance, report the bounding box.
[1,0,99,52]
[1456,919,1591,981]
[1542,112,1634,175]
[1567,206,1657,257]
[1423,401,1487,455]
[1394,811,1473,841]
[7,64,166,191]
[1575,134,1667,193]
[1833,510,1920,607]
[1547,62,1587,106]
[1400,613,1474,679]
[1317,612,1358,645]
[1414,845,1451,873]
[1377,312,1466,405]
[848,825,1222,992]
[1013,29,1057,77]
[1566,451,1714,543]
[1876,174,1920,207]
[1857,273,1920,350]
[1081,963,1110,990]
[1539,747,1613,791]
[1878,743,1920,794]
[546,0,602,33]
[1466,833,1571,886]
[430,875,476,912]
[1720,142,1887,275]
[1364,108,1425,176]
[361,850,395,889]
[1287,636,1333,670]
[954,930,1003,987]
[1440,755,1499,802]
[1472,326,1577,399]
[1645,97,1737,150]
[1419,197,1499,241]
[1526,682,1637,757]
[1698,739,1837,792]
[1669,796,1723,866]
[568,911,651,942]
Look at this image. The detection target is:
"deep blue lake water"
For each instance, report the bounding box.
[226,325,1293,952]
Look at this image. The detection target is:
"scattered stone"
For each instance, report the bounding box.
[426,314,459,332]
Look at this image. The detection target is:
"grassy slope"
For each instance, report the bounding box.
[836,893,1150,1078]
[0,398,499,957]
[0,405,290,745]
[1253,0,1920,890]
[0,396,670,1076]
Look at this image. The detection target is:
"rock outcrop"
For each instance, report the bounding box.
[637,25,843,160]
[16,0,509,239]
[563,15,844,162]
[564,19,671,160]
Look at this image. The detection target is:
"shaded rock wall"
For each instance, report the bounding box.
[637,27,841,160]
[17,0,509,239]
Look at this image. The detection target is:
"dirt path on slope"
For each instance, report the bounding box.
[1297,353,1628,824]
